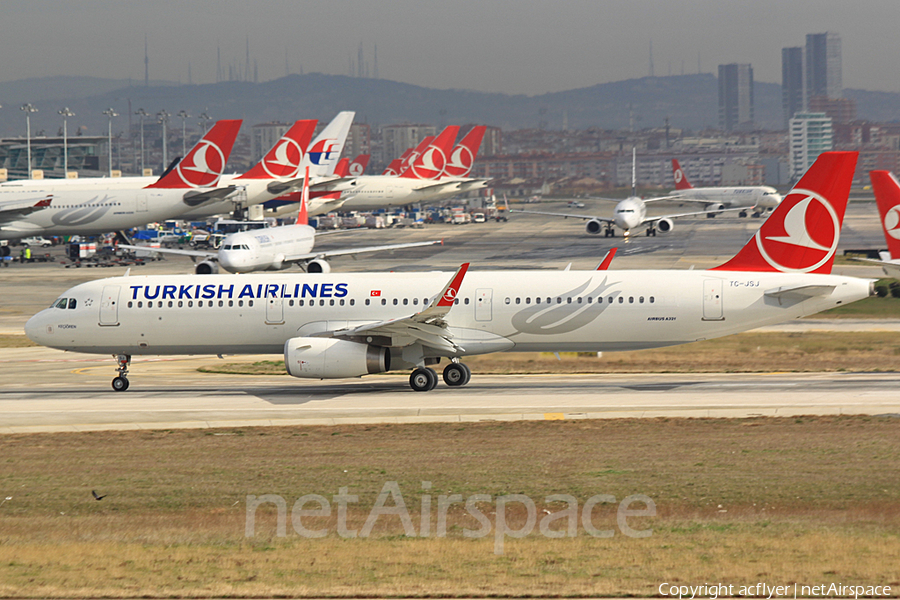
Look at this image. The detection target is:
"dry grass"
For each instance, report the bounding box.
[0,334,38,348]
[202,331,900,375]
[1,417,899,596]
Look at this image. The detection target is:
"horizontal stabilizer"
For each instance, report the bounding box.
[764,284,835,300]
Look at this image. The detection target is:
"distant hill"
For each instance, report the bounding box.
[0,73,898,138]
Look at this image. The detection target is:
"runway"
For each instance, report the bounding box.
[2,346,898,433]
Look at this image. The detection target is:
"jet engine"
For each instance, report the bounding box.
[306,259,331,273]
[585,219,604,235]
[195,260,219,275]
[706,203,725,217]
[284,337,391,379]
[656,218,674,234]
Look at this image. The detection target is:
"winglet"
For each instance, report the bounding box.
[596,247,617,270]
[33,196,53,208]
[436,263,470,307]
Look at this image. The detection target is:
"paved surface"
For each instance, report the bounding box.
[1,346,898,433]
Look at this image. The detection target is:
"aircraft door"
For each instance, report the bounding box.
[266,297,284,324]
[475,288,493,322]
[136,193,148,213]
[99,285,120,326]
[702,279,724,321]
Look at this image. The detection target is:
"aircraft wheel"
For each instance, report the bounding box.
[426,367,439,390]
[443,363,469,386]
[409,368,436,392]
[739,211,748,218]
[112,376,129,392]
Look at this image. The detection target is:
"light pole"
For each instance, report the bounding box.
[199,111,210,135]
[58,107,74,175]
[20,103,38,178]
[177,110,190,157]
[157,109,170,168]
[135,108,148,174]
[102,108,118,177]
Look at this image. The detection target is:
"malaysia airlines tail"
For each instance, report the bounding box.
[443,125,486,178]
[302,111,355,178]
[400,126,460,180]
[238,120,317,180]
[712,151,858,274]
[349,154,370,176]
[671,159,694,190]
[146,120,242,189]
[869,170,900,260]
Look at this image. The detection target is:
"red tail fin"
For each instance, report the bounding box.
[444,125,486,177]
[147,120,242,189]
[711,151,858,274]
[396,137,433,176]
[238,120,316,180]
[334,158,350,177]
[870,170,900,259]
[672,159,693,190]
[297,166,309,226]
[401,126,459,180]
[349,154,370,176]
[382,158,403,176]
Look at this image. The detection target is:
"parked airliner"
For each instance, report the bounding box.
[122,168,441,274]
[25,152,871,393]
[670,159,782,217]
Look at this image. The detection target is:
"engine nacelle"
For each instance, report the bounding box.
[195,260,219,274]
[306,259,331,274]
[585,219,604,235]
[284,337,391,379]
[656,218,674,234]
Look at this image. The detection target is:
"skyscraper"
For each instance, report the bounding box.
[782,47,804,129]
[789,112,833,181]
[806,32,842,101]
[718,63,754,132]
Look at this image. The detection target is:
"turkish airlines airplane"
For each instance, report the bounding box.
[670,159,782,216]
[348,154,370,176]
[307,126,489,215]
[0,120,243,241]
[859,170,900,277]
[121,168,441,274]
[25,152,871,393]
[514,150,747,237]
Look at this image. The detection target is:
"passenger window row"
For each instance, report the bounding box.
[504,295,655,305]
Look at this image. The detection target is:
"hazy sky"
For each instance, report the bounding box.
[1,0,899,95]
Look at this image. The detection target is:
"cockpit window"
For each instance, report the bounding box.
[222,244,231,250]
[68,298,77,309]
[55,298,68,309]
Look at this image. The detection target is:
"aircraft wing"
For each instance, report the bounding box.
[181,185,238,207]
[850,256,900,277]
[642,206,750,224]
[510,208,615,224]
[284,239,443,264]
[312,263,469,353]
[308,176,349,192]
[0,196,52,225]
[117,244,216,259]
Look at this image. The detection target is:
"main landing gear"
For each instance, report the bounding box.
[408,361,471,392]
[604,225,616,237]
[112,354,131,391]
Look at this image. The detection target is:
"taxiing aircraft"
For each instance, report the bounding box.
[121,168,442,274]
[25,152,871,393]
[513,150,749,237]
[670,159,782,216]
[858,170,900,277]
[0,120,243,241]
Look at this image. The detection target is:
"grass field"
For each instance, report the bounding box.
[1,417,898,597]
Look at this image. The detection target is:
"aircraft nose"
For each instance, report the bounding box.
[24,310,48,345]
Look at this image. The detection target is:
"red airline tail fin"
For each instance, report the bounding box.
[147,119,242,189]
[297,166,309,226]
[238,119,317,180]
[444,125,486,177]
[382,158,403,176]
[711,151,858,274]
[870,170,900,259]
[334,158,350,178]
[349,154,370,176]
[397,137,434,176]
[401,126,460,180]
[672,159,693,190]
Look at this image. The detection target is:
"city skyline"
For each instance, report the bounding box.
[0,1,899,96]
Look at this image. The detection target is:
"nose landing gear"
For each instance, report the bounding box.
[111,354,131,391]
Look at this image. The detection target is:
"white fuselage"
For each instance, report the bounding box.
[217,224,315,273]
[670,187,781,210]
[613,197,648,231]
[25,269,869,358]
[309,176,486,215]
